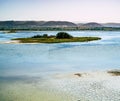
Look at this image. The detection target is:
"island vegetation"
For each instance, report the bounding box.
[12,32,101,43]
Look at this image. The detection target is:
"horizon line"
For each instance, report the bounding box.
[0,20,120,24]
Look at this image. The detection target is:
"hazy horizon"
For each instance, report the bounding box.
[0,20,120,24]
[0,0,120,23]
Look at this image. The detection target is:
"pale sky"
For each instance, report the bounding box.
[0,0,120,23]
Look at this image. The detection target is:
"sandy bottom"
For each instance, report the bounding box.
[0,71,120,101]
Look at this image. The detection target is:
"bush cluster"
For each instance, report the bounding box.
[31,32,73,39]
[56,32,73,39]
[32,34,48,38]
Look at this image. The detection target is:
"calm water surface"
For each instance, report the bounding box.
[0,31,120,101]
[0,31,120,76]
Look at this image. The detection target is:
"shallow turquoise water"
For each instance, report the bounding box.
[0,31,120,101]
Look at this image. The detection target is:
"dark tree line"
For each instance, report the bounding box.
[31,32,73,39]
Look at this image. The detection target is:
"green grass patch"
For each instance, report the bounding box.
[13,37,101,43]
[12,32,101,43]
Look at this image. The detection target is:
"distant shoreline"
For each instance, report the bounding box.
[1,27,120,31]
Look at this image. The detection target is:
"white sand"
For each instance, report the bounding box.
[0,40,40,44]
[0,40,20,44]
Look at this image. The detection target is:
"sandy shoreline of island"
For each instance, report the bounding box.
[0,40,40,44]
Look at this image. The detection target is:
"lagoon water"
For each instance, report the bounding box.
[0,31,120,101]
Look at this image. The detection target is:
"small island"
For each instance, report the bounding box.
[12,32,101,43]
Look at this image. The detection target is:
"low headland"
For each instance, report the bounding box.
[12,32,101,43]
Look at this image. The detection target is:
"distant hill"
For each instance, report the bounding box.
[102,23,120,27]
[0,21,45,27]
[41,21,77,27]
[0,21,77,29]
[77,23,84,26]
[80,22,103,28]
[0,21,120,30]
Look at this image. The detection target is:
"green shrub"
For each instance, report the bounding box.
[56,32,73,39]
[32,34,48,38]
[32,35,42,38]
[43,34,48,38]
